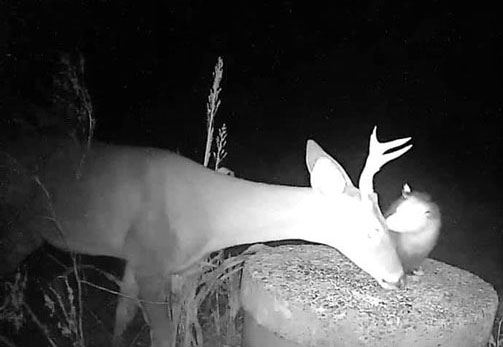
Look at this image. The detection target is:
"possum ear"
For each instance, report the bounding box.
[402,183,411,198]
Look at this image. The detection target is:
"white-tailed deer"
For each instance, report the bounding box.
[1,126,411,347]
[385,183,441,274]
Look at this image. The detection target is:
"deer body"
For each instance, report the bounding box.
[36,144,366,272]
[1,127,412,347]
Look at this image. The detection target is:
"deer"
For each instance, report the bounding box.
[0,126,412,347]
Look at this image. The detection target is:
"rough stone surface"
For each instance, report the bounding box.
[240,244,499,347]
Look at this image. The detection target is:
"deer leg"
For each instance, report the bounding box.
[113,262,140,345]
[136,273,174,347]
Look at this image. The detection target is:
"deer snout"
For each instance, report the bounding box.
[382,273,407,290]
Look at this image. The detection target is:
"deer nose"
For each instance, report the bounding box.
[383,274,407,289]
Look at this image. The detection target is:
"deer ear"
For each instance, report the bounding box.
[306,139,325,173]
[306,140,354,195]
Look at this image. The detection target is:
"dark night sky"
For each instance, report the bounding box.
[0,1,502,289]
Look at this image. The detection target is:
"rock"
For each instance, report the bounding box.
[241,244,498,347]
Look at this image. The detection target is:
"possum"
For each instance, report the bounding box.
[385,184,441,274]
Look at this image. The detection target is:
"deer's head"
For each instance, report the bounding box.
[305,127,412,289]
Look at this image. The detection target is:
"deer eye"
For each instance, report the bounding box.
[369,227,382,238]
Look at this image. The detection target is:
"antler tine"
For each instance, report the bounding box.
[359,126,412,198]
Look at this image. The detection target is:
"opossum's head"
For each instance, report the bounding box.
[385,184,441,233]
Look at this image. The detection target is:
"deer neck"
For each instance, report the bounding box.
[197,175,347,253]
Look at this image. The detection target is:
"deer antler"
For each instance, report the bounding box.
[359,126,412,199]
